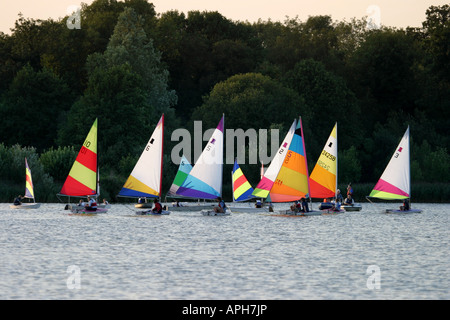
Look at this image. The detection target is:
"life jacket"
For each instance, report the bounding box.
[89,199,97,208]
[154,202,162,213]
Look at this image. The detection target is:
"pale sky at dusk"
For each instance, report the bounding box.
[1,0,447,34]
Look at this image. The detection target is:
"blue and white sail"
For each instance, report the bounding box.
[176,115,224,199]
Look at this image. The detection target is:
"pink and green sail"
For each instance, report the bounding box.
[369,127,411,200]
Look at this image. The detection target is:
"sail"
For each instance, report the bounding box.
[232,159,254,202]
[369,126,410,200]
[167,155,192,197]
[252,118,309,202]
[24,158,35,200]
[119,114,164,198]
[267,118,310,202]
[309,123,338,199]
[176,115,224,199]
[60,119,98,197]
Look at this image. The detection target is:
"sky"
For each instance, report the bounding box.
[1,0,447,34]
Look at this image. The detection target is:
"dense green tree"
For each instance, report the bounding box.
[283,59,362,160]
[0,64,73,151]
[192,72,307,130]
[59,7,177,171]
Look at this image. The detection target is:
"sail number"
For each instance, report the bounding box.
[81,140,91,154]
[321,150,336,162]
[318,159,330,171]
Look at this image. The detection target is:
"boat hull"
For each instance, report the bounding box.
[170,204,215,211]
[70,206,108,214]
[318,202,333,210]
[10,203,41,209]
[134,203,153,208]
[342,204,362,211]
[201,210,230,216]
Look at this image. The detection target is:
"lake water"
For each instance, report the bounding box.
[0,202,448,300]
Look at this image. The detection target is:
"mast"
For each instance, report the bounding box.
[335,122,338,201]
[299,117,312,205]
[160,114,165,199]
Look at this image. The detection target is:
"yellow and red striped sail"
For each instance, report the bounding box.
[309,123,338,199]
[60,119,98,197]
[24,157,35,200]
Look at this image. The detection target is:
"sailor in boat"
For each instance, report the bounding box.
[290,200,301,212]
[347,183,353,198]
[138,197,146,204]
[400,199,410,211]
[151,198,163,214]
[335,189,343,203]
[300,197,310,213]
[13,195,23,206]
[344,194,354,206]
[85,196,98,211]
[102,198,109,205]
[213,197,227,214]
[331,200,342,212]
[255,199,262,208]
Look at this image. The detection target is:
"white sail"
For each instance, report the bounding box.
[176,115,224,199]
[119,115,164,198]
[369,126,410,200]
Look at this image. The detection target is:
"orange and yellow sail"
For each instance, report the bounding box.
[252,118,310,202]
[60,119,98,197]
[309,123,338,199]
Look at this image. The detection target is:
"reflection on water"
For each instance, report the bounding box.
[0,202,448,299]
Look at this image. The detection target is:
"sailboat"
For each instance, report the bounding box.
[10,158,41,209]
[118,114,170,215]
[309,123,347,213]
[367,126,421,213]
[58,119,107,214]
[175,115,227,215]
[227,159,269,213]
[253,117,320,216]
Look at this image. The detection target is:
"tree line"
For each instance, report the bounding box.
[0,0,449,202]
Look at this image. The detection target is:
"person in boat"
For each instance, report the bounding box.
[300,197,309,213]
[78,199,86,207]
[138,197,145,204]
[102,198,109,205]
[85,196,97,211]
[347,183,353,198]
[151,198,163,214]
[400,199,410,211]
[331,200,342,211]
[290,200,301,212]
[344,194,354,205]
[335,189,343,203]
[255,199,262,208]
[214,197,227,213]
[13,195,23,206]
